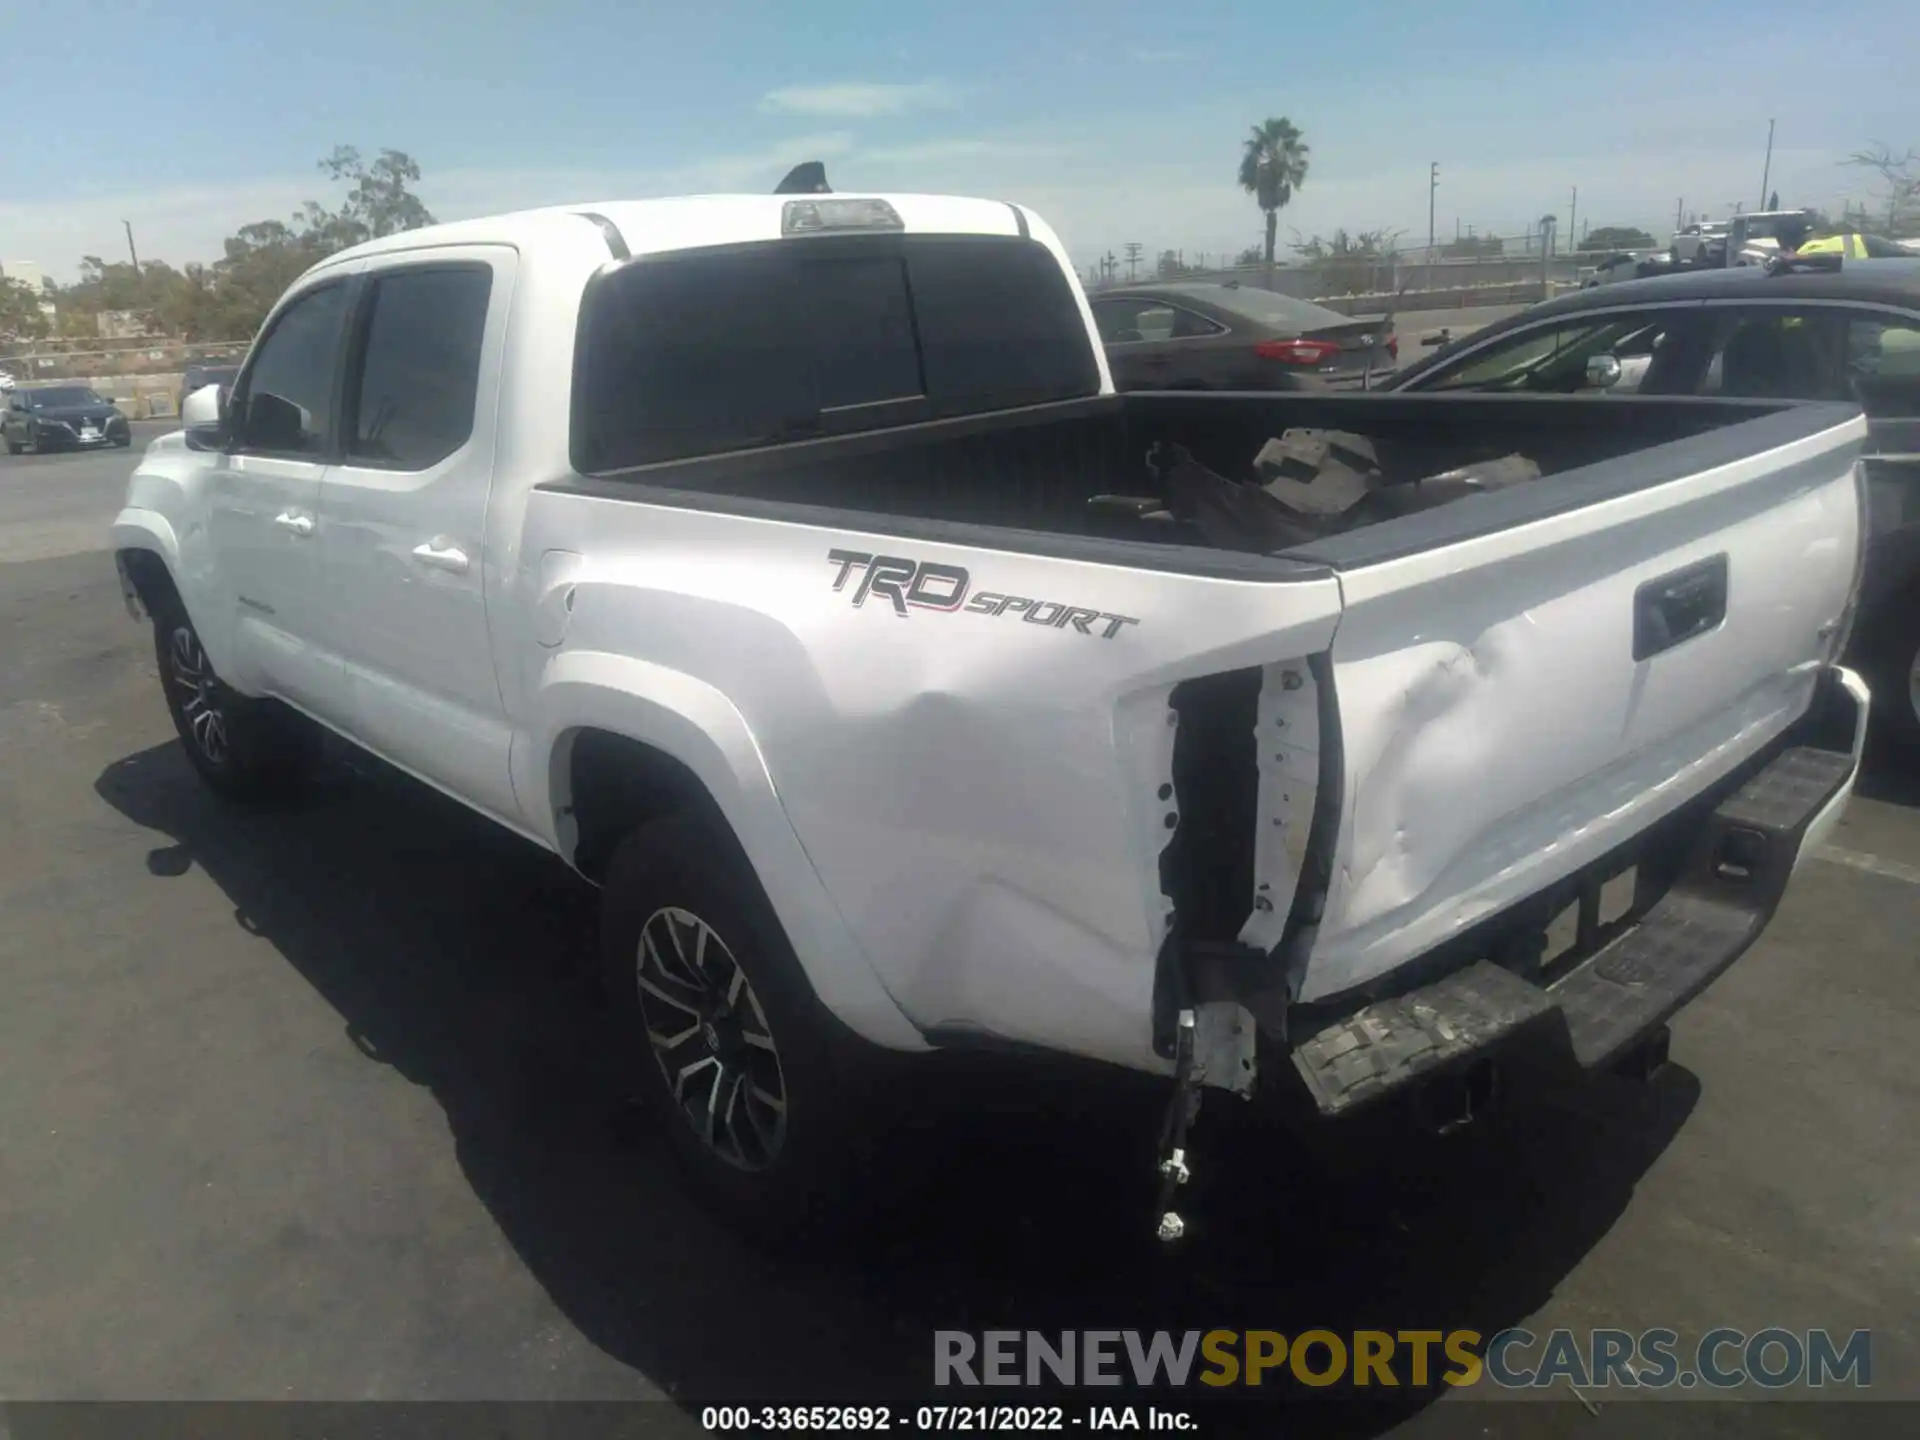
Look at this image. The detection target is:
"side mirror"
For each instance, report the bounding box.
[1586,354,1623,389]
[181,382,228,451]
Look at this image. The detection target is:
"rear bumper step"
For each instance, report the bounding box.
[1291,739,1857,1118]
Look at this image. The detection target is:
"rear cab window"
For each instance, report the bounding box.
[571,234,1100,472]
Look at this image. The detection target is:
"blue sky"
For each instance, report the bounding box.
[2,0,1914,279]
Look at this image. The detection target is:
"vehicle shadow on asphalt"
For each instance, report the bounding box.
[95,740,1701,1438]
[1858,737,1920,808]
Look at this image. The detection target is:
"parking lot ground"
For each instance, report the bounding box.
[2,438,1918,1436]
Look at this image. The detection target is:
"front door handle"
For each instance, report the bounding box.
[411,539,471,575]
[273,511,315,537]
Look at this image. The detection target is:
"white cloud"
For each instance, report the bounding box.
[759,81,958,119]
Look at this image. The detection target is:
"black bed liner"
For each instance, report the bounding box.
[541,390,1861,576]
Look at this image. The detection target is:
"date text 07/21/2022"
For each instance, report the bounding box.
[701,1404,1196,1432]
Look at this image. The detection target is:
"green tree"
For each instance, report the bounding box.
[1291,227,1400,296]
[1441,234,1505,259]
[43,145,436,343]
[1237,117,1310,268]
[1583,226,1657,251]
[1,276,51,342]
[1234,244,1264,267]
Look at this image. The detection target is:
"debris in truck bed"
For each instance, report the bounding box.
[1147,442,1321,553]
[1253,428,1380,517]
[1127,436,1545,554]
[1421,453,1542,491]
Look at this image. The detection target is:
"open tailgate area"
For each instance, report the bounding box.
[1286,401,1869,1005]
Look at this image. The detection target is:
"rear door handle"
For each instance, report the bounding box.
[411,539,471,574]
[273,511,315,537]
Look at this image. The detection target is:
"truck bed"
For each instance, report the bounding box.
[548,389,1832,571]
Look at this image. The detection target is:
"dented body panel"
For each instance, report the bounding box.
[1303,411,1864,1002]
[519,486,1343,1071]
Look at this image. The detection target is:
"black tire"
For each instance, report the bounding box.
[1862,587,1920,753]
[114,434,132,448]
[152,595,321,802]
[3,436,17,455]
[598,814,897,1243]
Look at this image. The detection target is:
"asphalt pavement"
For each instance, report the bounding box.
[2,415,1918,1436]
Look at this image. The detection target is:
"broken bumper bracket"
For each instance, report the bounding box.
[1290,726,1861,1119]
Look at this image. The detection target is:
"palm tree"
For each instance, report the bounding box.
[1238,118,1311,268]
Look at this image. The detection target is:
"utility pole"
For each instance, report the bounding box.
[1676,197,1684,233]
[1569,186,1577,254]
[1759,118,1776,212]
[1123,242,1142,281]
[123,220,139,270]
[1428,161,1438,261]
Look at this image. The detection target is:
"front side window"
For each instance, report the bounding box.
[347,265,493,469]
[234,282,349,456]
[1414,312,1696,394]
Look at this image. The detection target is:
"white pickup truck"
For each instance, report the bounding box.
[115,185,1873,1239]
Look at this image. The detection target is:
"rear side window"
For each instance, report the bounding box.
[347,264,493,470]
[573,235,1099,471]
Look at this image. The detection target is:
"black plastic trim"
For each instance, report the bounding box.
[537,471,1336,583]
[576,211,629,261]
[1008,203,1030,239]
[1276,398,1863,570]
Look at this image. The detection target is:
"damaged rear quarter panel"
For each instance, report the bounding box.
[541,493,1343,1071]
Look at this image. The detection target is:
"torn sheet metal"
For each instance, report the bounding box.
[1115,681,1182,957]
[1238,660,1320,956]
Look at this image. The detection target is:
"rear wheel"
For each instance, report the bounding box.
[1862,583,1920,752]
[598,815,895,1243]
[153,598,321,801]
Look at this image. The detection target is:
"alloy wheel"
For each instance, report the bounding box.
[1908,638,1920,731]
[635,906,788,1170]
[167,625,231,766]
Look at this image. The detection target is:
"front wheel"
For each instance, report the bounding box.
[153,600,321,801]
[599,815,895,1242]
[114,434,132,448]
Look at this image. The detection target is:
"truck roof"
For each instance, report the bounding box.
[311,191,1043,273]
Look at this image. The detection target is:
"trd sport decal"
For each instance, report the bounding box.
[826,549,1140,639]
